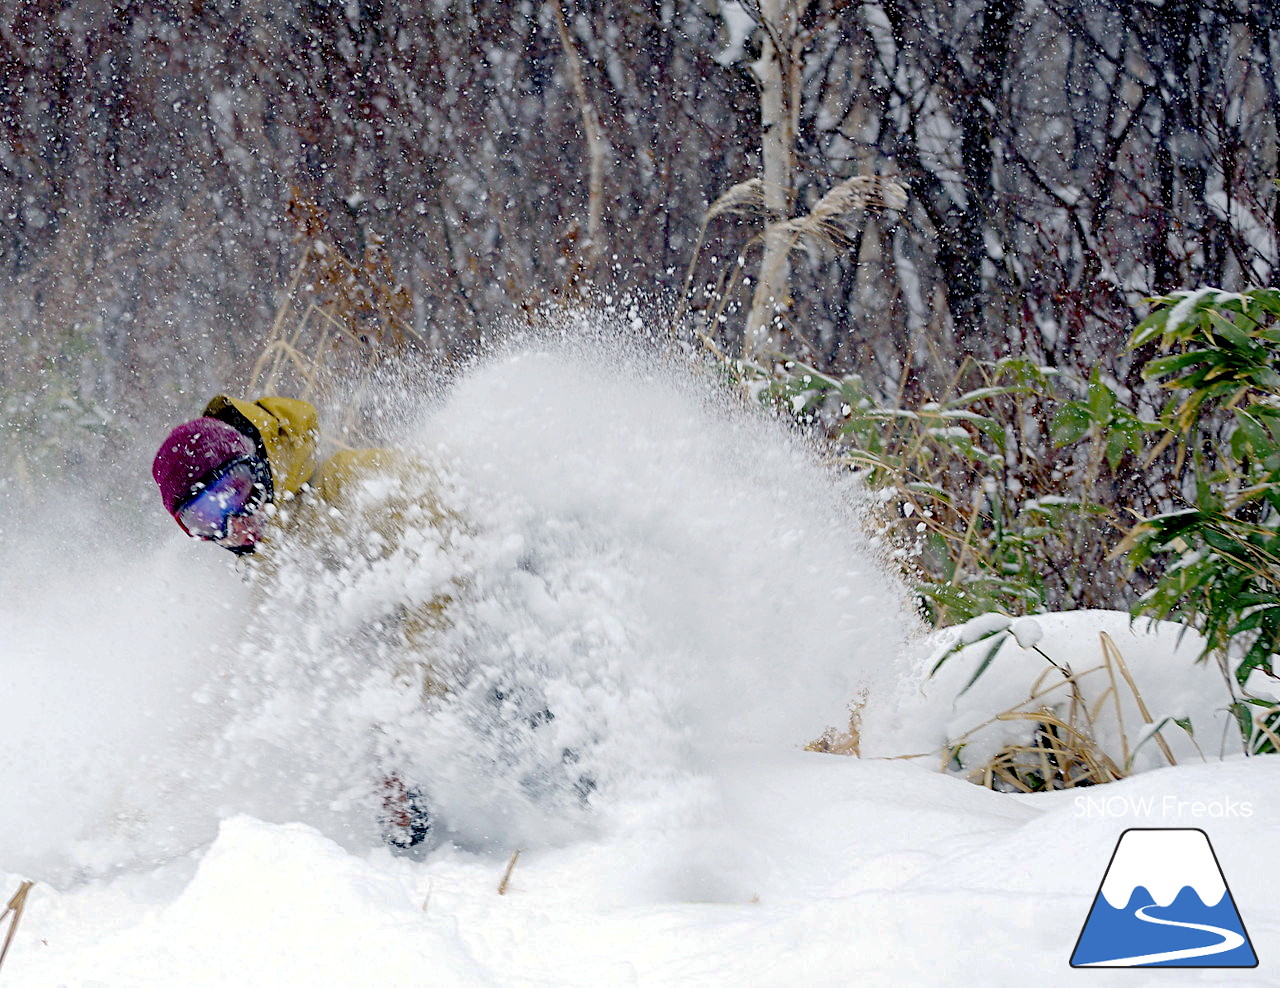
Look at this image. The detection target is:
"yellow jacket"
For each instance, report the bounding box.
[204,394,453,693]
[204,394,431,516]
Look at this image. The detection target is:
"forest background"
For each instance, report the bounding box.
[1,0,1277,627]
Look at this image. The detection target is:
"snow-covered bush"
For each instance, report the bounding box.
[909,611,1238,791]
[1124,287,1280,751]
[742,353,1128,624]
[727,288,1280,773]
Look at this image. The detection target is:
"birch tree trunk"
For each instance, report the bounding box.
[552,0,610,279]
[742,0,808,360]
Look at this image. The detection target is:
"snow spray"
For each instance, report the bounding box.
[0,311,922,884]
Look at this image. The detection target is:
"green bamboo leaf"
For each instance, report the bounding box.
[1106,429,1129,470]
[945,385,1030,407]
[1207,312,1258,351]
[1235,636,1276,686]
[1142,350,1214,380]
[1131,305,1174,347]
[1087,370,1114,422]
[1051,402,1091,446]
[958,634,1011,696]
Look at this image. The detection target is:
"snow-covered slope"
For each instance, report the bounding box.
[1,332,1275,984]
[4,754,1277,985]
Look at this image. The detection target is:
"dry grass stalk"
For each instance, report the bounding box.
[753,171,906,334]
[1251,706,1280,751]
[807,174,908,221]
[945,632,1189,790]
[0,880,34,974]
[498,849,522,895]
[939,666,1127,792]
[1099,631,1177,767]
[1098,633,1131,764]
[672,179,766,332]
[819,656,1130,791]
[705,178,766,223]
[806,690,867,755]
[673,173,906,353]
[839,636,1175,790]
[246,193,423,447]
[747,173,906,354]
[777,175,908,249]
[973,709,1125,791]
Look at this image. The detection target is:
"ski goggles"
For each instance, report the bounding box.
[174,455,272,540]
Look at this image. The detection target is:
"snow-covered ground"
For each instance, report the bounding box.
[2,333,1275,984]
[4,753,1276,986]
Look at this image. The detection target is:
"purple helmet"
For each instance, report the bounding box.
[152,417,255,516]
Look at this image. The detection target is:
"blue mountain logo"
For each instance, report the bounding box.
[1071,828,1257,968]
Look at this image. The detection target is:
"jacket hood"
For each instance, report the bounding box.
[203,395,320,497]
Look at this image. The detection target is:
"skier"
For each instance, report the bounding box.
[153,393,594,849]
[152,394,403,554]
[152,393,437,848]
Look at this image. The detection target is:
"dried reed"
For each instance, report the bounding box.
[706,178,766,223]
[498,849,522,895]
[851,630,1191,792]
[0,880,33,975]
[777,175,909,248]
[245,194,424,447]
[806,690,867,756]
[674,172,907,354]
